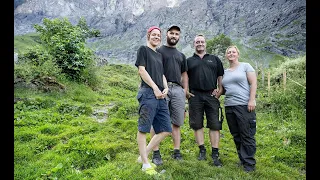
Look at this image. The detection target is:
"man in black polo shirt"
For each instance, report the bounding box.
[186,34,224,167]
[150,25,188,165]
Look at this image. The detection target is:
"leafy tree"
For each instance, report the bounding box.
[76,17,100,38]
[206,34,232,67]
[33,17,99,83]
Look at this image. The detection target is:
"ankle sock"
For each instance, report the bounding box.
[199,144,205,151]
[153,150,160,156]
[212,147,219,155]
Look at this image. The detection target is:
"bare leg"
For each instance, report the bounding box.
[209,129,222,167]
[209,130,220,148]
[150,127,160,151]
[137,131,149,164]
[172,124,181,149]
[137,131,171,162]
[146,131,171,155]
[194,128,205,145]
[151,124,181,150]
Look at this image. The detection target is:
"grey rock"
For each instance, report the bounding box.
[14,0,306,64]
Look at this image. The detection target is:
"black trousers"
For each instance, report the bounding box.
[225,105,256,167]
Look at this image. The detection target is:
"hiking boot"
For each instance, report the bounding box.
[142,166,159,175]
[172,149,183,160]
[243,164,255,173]
[212,153,222,167]
[198,149,206,160]
[152,153,163,166]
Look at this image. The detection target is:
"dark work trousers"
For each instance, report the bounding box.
[188,90,222,131]
[225,105,256,167]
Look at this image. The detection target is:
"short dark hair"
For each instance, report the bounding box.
[167,25,181,32]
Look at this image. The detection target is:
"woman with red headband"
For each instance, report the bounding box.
[135,26,172,175]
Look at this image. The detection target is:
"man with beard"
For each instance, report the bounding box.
[150,25,188,166]
[186,34,224,167]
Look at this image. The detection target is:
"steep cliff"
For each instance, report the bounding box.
[14,0,306,64]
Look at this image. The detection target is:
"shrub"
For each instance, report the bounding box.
[33,17,99,84]
[14,45,62,83]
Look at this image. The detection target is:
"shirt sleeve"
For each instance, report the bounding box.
[181,53,188,73]
[135,46,147,67]
[244,62,255,72]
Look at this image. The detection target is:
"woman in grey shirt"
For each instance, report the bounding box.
[220,45,257,173]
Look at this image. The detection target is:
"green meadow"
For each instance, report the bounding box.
[14,56,306,179]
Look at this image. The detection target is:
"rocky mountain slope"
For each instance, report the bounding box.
[14,0,306,64]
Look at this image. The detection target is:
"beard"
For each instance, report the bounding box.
[167,37,179,46]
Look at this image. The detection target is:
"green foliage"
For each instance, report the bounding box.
[108,98,139,119]
[14,32,42,54]
[14,97,56,111]
[14,58,305,179]
[14,129,38,142]
[14,45,62,83]
[95,64,140,98]
[258,55,306,119]
[206,34,232,66]
[57,103,93,116]
[262,86,305,119]
[270,56,306,82]
[229,39,287,73]
[33,17,99,83]
[254,55,306,173]
[76,17,100,38]
[18,45,53,66]
[78,63,101,88]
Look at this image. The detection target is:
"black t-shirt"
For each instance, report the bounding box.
[157,45,187,87]
[187,53,224,91]
[135,45,165,91]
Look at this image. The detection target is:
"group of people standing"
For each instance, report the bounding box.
[135,25,257,176]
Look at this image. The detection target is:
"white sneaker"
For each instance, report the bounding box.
[137,156,156,167]
[141,166,159,175]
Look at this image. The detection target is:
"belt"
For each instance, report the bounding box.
[190,89,213,94]
[168,82,180,86]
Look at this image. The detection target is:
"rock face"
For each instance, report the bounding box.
[14,0,306,64]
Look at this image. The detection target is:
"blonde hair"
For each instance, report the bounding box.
[225,45,240,57]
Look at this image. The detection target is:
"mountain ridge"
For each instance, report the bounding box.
[14,0,306,64]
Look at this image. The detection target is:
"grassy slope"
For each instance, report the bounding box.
[14,32,42,54]
[14,59,306,180]
[14,32,288,68]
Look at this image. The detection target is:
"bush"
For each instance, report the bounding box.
[33,17,99,84]
[14,45,62,83]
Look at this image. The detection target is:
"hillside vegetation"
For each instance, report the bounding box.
[14,18,305,179]
[14,32,42,54]
[14,56,306,179]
